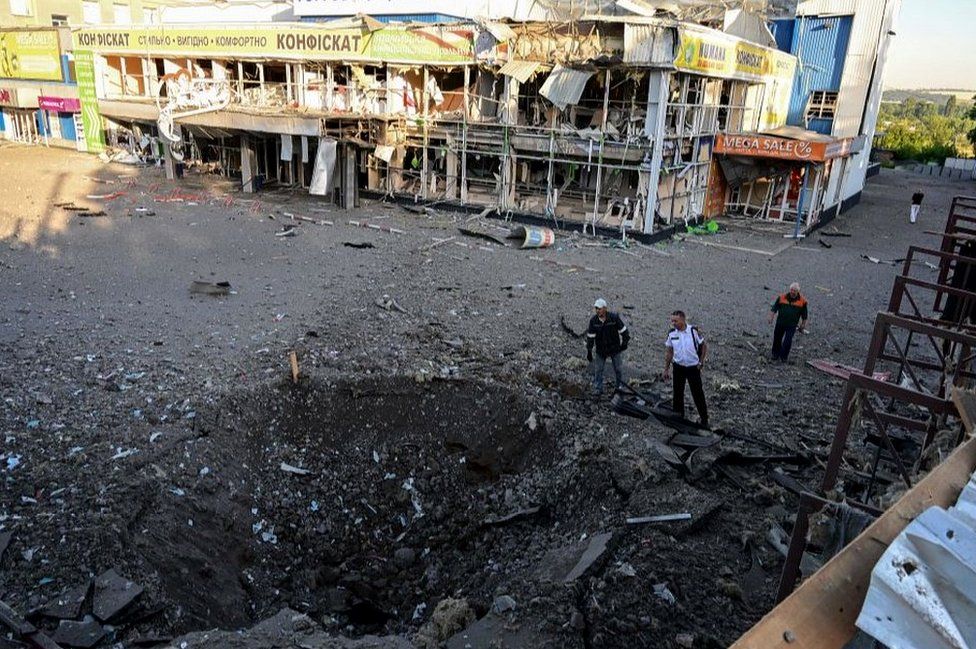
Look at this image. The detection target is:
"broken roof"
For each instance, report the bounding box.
[497,59,547,83]
[539,66,596,111]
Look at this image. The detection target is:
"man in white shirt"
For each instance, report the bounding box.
[663,310,709,428]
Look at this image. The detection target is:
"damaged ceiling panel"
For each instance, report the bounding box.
[498,59,547,83]
[539,65,595,111]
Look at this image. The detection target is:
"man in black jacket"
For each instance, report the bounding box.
[586,298,630,396]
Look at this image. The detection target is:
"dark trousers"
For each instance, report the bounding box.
[673,364,708,425]
[772,323,797,361]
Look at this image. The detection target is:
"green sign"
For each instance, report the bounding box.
[74,49,105,154]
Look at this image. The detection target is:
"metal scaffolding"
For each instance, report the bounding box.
[776,195,976,601]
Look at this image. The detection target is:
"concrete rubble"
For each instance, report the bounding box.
[0,143,967,648]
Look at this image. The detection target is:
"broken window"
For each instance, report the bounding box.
[806,91,838,121]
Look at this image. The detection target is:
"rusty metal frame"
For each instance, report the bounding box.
[900,246,976,330]
[776,196,976,603]
[935,196,976,309]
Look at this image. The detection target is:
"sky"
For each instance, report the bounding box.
[884,0,976,90]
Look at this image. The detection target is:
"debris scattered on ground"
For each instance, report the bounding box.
[807,359,891,382]
[457,226,507,246]
[289,350,300,384]
[279,462,311,476]
[283,211,332,225]
[483,506,542,527]
[626,512,693,525]
[564,532,613,582]
[38,582,91,620]
[861,254,905,265]
[189,280,232,296]
[344,242,376,249]
[375,294,409,313]
[508,224,555,249]
[560,316,583,338]
[53,616,106,648]
[349,219,404,234]
[653,583,677,605]
[92,569,144,622]
[1,145,956,649]
[414,598,476,649]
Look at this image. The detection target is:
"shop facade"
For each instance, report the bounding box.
[710,127,861,232]
[0,86,42,143]
[66,19,796,235]
[0,27,81,148]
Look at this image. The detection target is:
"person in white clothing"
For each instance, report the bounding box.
[663,310,709,428]
[910,190,924,224]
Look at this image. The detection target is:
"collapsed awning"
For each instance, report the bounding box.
[498,60,546,84]
[718,157,772,188]
[539,65,595,111]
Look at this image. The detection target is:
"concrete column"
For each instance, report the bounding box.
[342,143,357,208]
[500,148,516,211]
[642,70,670,234]
[388,145,404,194]
[241,135,257,193]
[501,76,519,125]
[445,134,458,200]
[163,142,177,180]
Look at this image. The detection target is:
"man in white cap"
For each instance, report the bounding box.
[586,298,630,396]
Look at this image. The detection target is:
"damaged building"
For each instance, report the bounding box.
[63,15,806,235]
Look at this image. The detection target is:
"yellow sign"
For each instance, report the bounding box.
[0,29,63,82]
[72,25,474,64]
[674,26,796,129]
[674,27,796,84]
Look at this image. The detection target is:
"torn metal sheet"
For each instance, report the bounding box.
[539,65,595,111]
[483,22,518,42]
[372,144,395,163]
[952,472,976,529]
[280,134,293,162]
[855,471,976,648]
[498,59,545,84]
[484,507,542,527]
[309,138,337,197]
[807,359,891,383]
[623,22,676,65]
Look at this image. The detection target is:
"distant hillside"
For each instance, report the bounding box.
[883,89,976,105]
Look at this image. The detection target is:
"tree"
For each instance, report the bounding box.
[944,94,957,117]
[969,96,976,151]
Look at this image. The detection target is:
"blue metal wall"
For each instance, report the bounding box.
[774,14,853,132]
[770,19,795,53]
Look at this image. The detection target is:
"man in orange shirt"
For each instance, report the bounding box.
[768,282,808,362]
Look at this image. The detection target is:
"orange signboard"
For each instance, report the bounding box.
[714,133,855,162]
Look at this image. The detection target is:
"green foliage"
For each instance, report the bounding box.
[878,96,976,162]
